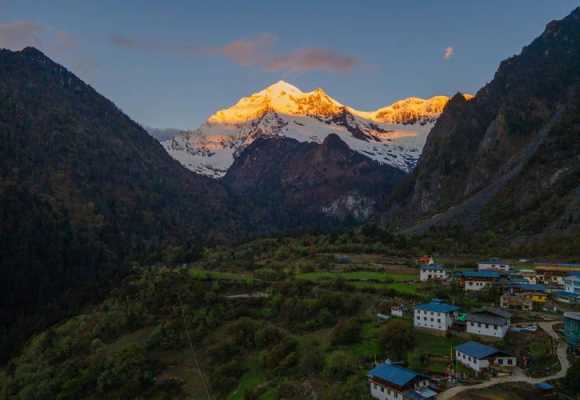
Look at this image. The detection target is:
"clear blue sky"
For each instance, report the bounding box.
[1,0,577,129]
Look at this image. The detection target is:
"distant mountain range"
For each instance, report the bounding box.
[161,81,468,177]
[145,126,187,141]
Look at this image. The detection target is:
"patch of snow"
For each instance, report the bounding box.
[162,81,469,178]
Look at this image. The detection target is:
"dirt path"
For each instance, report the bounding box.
[438,321,569,399]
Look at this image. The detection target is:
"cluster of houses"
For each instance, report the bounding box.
[368,258,580,400]
[413,299,512,339]
[370,298,517,399]
[418,258,580,305]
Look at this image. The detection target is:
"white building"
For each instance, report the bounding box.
[478,259,511,272]
[466,308,511,339]
[519,269,538,284]
[419,264,448,282]
[391,305,404,318]
[461,271,501,291]
[414,300,459,332]
[368,362,431,400]
[564,272,580,295]
[455,341,516,373]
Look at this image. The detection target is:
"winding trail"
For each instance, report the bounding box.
[438,321,569,399]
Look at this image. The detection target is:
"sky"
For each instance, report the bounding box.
[0,0,577,129]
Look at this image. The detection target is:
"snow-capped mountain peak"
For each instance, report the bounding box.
[163,81,471,178]
[207,80,344,125]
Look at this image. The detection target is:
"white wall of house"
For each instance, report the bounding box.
[465,279,491,291]
[521,272,537,284]
[478,263,510,272]
[466,321,509,338]
[369,379,430,400]
[565,277,580,294]
[494,356,517,368]
[391,307,404,317]
[369,382,403,400]
[455,350,489,372]
[414,309,453,331]
[420,269,448,282]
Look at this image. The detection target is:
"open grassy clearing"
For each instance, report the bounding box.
[408,331,463,374]
[189,267,254,282]
[227,366,266,400]
[295,270,415,283]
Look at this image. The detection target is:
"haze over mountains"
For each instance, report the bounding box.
[161,81,465,178]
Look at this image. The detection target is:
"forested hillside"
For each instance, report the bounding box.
[387,8,580,241]
[0,47,243,360]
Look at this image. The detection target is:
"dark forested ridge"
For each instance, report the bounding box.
[0,47,244,358]
[386,7,580,241]
[0,47,397,360]
[223,134,405,230]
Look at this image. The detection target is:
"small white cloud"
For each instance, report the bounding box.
[443,46,454,60]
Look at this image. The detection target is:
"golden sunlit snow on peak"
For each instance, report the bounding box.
[207,80,470,126]
[207,81,345,124]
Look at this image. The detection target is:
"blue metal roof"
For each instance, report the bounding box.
[420,264,446,271]
[512,283,546,292]
[555,291,580,299]
[404,387,438,400]
[535,383,554,390]
[461,271,501,279]
[536,262,580,268]
[415,301,459,313]
[368,363,424,387]
[567,272,580,278]
[479,259,508,264]
[455,341,500,359]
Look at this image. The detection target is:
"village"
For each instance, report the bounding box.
[368,257,580,400]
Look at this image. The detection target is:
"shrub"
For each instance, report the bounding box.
[331,319,362,346]
[378,319,415,361]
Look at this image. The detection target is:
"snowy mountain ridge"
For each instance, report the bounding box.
[162,81,471,178]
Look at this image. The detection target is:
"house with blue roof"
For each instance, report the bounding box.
[419,264,448,282]
[459,271,501,291]
[478,258,510,272]
[466,308,512,338]
[564,272,580,295]
[455,341,516,373]
[368,362,432,400]
[535,263,580,285]
[509,283,546,293]
[414,299,460,332]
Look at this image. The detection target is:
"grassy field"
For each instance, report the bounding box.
[228,368,266,400]
[347,281,420,296]
[407,331,463,374]
[189,267,253,282]
[348,320,381,358]
[295,271,415,283]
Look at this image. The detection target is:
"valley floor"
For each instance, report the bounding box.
[1,233,579,400]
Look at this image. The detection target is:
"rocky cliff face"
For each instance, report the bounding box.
[224,134,405,229]
[387,7,580,238]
